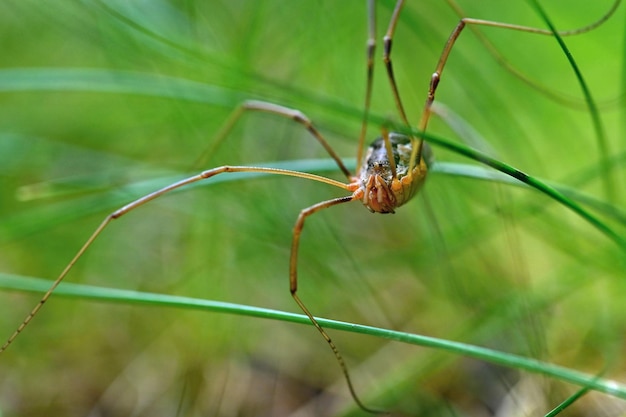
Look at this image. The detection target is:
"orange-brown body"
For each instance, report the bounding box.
[354,133,430,213]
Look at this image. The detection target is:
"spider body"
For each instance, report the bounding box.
[356,133,430,214]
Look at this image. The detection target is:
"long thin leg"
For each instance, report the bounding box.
[381,126,397,179]
[382,0,408,126]
[289,193,384,414]
[356,0,377,174]
[409,1,622,172]
[194,100,353,179]
[443,0,622,105]
[0,166,352,354]
[383,0,430,175]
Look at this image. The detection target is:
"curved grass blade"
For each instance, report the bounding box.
[0,157,351,243]
[438,0,623,110]
[5,153,624,245]
[392,123,626,250]
[544,386,590,417]
[526,0,615,202]
[1,272,625,402]
[433,162,626,227]
[0,69,622,247]
[431,101,626,226]
[0,68,247,107]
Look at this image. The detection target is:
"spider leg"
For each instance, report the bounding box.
[289,192,385,414]
[382,0,409,127]
[356,0,378,173]
[411,0,622,170]
[444,0,621,103]
[195,100,353,179]
[382,0,430,174]
[0,166,351,354]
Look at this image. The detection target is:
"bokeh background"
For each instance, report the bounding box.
[0,1,625,416]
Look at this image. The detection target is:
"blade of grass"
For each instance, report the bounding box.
[439,0,623,110]
[0,158,348,243]
[432,101,626,226]
[526,0,615,202]
[1,68,622,247]
[5,155,624,246]
[394,123,626,250]
[544,386,590,417]
[0,68,247,107]
[1,272,625,401]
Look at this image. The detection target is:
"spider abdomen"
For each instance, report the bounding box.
[357,133,429,213]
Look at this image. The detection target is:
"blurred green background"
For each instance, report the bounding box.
[0,1,625,416]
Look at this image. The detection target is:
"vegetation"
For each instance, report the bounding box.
[0,1,624,416]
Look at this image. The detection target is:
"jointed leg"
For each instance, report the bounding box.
[382,0,409,127]
[198,100,352,179]
[289,194,383,414]
[410,0,622,171]
[0,165,352,354]
[382,0,429,171]
[444,0,622,103]
[380,126,397,179]
[356,0,378,173]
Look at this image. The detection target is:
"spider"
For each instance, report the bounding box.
[1,0,621,414]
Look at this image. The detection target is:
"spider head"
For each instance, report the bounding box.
[357,133,430,213]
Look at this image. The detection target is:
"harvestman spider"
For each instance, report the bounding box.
[1,0,621,413]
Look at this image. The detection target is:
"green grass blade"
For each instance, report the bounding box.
[2,272,626,402]
[526,0,615,202]
[4,66,619,246]
[397,125,626,250]
[544,386,590,417]
[0,68,246,106]
[6,153,623,245]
